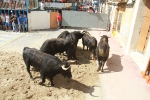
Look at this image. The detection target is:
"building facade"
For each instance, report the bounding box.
[108,0,150,83]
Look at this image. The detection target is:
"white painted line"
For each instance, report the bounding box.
[0,33,27,48]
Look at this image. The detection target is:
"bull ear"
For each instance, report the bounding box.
[62,65,70,70]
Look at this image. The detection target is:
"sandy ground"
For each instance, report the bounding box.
[0,46,100,100]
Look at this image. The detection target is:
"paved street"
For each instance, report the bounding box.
[0,29,150,100]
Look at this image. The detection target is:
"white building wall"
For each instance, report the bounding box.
[28,11,50,31]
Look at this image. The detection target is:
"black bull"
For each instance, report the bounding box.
[66,31,84,59]
[96,35,110,72]
[82,31,97,60]
[41,31,84,60]
[23,47,72,86]
[40,38,74,60]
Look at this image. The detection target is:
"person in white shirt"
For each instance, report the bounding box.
[5,13,10,32]
[40,1,45,10]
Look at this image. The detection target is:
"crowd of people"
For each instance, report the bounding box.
[40,0,104,13]
[0,12,28,33]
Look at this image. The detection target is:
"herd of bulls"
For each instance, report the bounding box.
[22,30,110,86]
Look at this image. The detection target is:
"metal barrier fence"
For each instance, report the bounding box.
[62,10,109,29]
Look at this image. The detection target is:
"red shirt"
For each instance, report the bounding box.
[57,13,62,21]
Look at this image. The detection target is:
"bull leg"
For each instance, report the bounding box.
[83,45,85,50]
[66,50,72,60]
[92,49,96,60]
[39,72,46,85]
[101,61,106,72]
[87,46,88,51]
[89,48,92,59]
[50,77,54,86]
[96,61,102,72]
[73,50,77,60]
[25,62,33,79]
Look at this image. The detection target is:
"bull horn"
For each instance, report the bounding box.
[62,65,70,70]
[67,60,76,63]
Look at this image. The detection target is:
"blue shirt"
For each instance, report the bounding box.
[18,16,24,24]
[24,17,28,24]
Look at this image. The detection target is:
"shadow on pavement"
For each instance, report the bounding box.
[103,54,124,73]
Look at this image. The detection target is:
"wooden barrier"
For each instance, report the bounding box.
[50,12,58,29]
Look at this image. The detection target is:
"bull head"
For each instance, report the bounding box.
[61,65,70,70]
[100,35,110,38]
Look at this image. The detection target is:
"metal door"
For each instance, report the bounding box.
[61,7,111,29]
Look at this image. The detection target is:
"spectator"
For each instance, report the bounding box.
[18,14,24,33]
[0,16,2,30]
[23,14,28,32]
[93,1,98,13]
[9,13,14,31]
[0,13,5,31]
[5,13,10,32]
[88,7,94,13]
[40,0,45,10]
[56,10,62,29]
[12,15,18,32]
